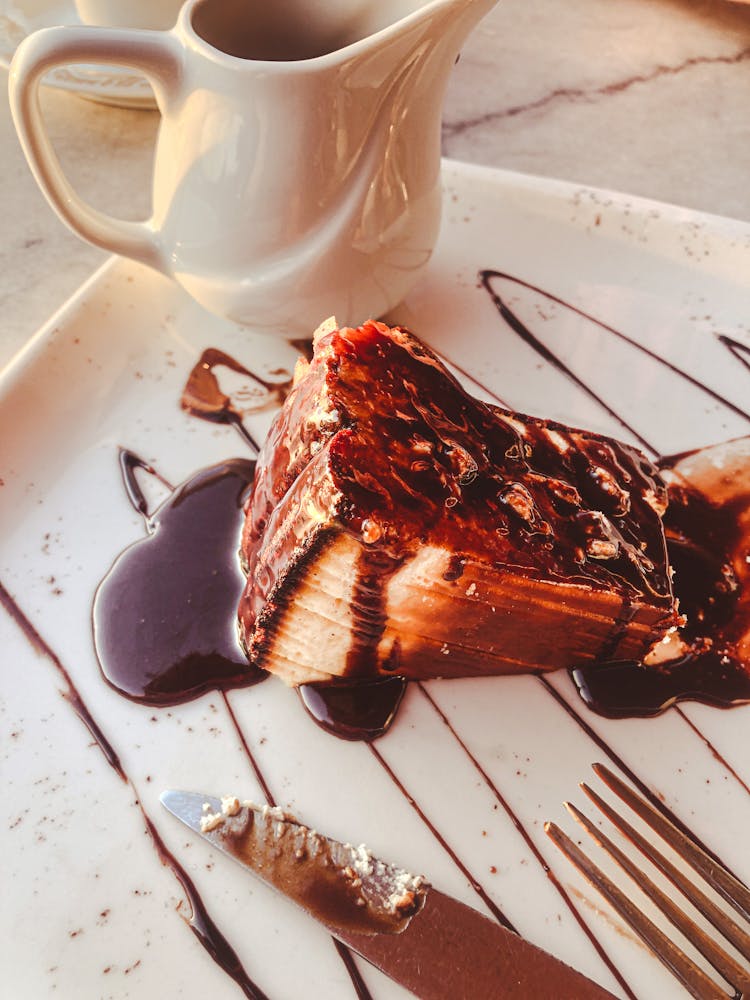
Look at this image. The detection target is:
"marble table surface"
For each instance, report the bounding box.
[1,0,749,370]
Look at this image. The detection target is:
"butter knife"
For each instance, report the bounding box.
[161,790,616,999]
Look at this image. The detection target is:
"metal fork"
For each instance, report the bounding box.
[545,763,750,1000]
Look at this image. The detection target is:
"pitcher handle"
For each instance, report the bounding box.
[8,26,182,271]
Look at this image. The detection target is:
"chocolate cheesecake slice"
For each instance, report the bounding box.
[238,319,681,686]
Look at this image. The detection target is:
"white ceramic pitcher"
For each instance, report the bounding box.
[9,0,497,335]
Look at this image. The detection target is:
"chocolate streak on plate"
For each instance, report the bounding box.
[368,742,517,934]
[479,270,750,448]
[139,808,270,1000]
[220,701,376,999]
[0,583,268,999]
[538,675,747,880]
[118,450,172,516]
[181,348,294,454]
[416,682,638,1000]
[718,334,750,373]
[94,456,266,705]
[0,580,124,779]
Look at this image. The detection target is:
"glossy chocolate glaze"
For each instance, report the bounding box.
[573,448,750,716]
[244,322,673,603]
[94,456,265,705]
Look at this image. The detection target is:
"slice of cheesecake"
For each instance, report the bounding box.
[238,319,681,686]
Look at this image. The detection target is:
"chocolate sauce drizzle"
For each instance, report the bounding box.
[416,682,638,1000]
[220,692,376,1000]
[0,581,268,999]
[81,277,750,998]
[140,808,271,1000]
[719,333,750,374]
[477,269,750,719]
[1,581,124,779]
[368,742,517,934]
[181,347,294,454]
[537,676,745,876]
[479,270,750,451]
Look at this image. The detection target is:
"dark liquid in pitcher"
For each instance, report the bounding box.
[191,0,392,62]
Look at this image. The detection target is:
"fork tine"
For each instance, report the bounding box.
[581,780,750,965]
[563,800,750,996]
[545,820,728,1000]
[593,762,750,925]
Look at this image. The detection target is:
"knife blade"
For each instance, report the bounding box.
[161,790,616,999]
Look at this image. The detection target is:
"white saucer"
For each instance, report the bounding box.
[0,0,156,108]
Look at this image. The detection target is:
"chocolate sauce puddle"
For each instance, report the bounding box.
[94,454,266,705]
[299,676,407,742]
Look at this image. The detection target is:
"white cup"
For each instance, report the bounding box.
[74,0,184,30]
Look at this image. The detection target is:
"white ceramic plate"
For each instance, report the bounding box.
[2,160,749,999]
[0,0,155,108]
